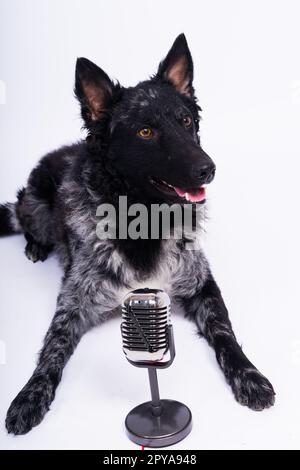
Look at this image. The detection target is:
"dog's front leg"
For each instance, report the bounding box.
[5,273,117,435]
[179,275,275,410]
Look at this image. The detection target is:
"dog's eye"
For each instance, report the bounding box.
[137,127,154,139]
[182,116,192,128]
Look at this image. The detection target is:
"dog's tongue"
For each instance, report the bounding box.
[174,186,206,202]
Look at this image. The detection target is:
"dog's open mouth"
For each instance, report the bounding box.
[150,177,206,203]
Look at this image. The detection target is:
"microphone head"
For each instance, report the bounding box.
[121,288,171,364]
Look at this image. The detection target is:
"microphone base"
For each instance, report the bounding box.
[125,399,192,448]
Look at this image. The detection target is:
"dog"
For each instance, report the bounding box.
[0,34,275,435]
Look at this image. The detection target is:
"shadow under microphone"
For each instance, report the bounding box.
[121,288,192,448]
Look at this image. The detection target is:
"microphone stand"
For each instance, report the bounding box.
[148,368,162,417]
[124,325,192,447]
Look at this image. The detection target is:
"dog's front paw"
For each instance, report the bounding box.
[232,368,275,411]
[6,379,52,435]
[25,241,52,263]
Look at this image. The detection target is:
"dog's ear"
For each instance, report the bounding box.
[157,34,194,97]
[75,58,114,123]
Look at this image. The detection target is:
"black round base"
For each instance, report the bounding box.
[125,399,192,448]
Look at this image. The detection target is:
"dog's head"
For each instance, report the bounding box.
[75,34,215,204]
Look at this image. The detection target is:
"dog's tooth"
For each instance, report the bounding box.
[185,192,189,201]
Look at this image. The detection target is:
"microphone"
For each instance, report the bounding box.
[121,288,192,448]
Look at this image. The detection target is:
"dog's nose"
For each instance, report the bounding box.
[193,164,216,185]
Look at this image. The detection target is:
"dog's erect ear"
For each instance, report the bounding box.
[75,58,114,122]
[157,34,194,97]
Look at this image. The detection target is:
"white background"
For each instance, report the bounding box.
[0,0,300,450]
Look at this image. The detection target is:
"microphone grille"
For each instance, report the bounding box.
[121,289,171,363]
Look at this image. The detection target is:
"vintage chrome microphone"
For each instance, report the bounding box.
[121,288,192,447]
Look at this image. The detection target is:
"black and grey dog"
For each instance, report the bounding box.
[0,34,275,435]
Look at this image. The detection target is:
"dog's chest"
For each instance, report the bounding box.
[116,267,173,305]
[106,239,182,299]
[129,267,171,293]
[91,236,206,307]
